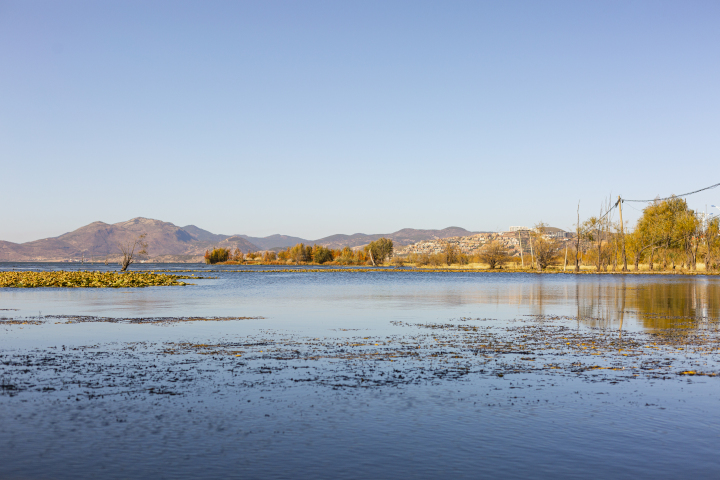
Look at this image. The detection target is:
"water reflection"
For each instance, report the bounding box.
[4,265,720,335]
[481,277,720,331]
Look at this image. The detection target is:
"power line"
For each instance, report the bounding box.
[623,181,720,203]
[572,182,719,244]
[624,202,645,212]
[598,199,620,222]
[577,199,619,235]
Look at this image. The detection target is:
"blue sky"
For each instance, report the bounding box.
[2,1,720,242]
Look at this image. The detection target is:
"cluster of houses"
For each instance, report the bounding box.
[395,227,573,257]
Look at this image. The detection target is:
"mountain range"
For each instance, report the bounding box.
[0,217,482,262]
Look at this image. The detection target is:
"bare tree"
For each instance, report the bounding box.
[478,240,509,269]
[118,233,148,271]
[442,241,461,265]
[705,217,720,271]
[532,223,562,271]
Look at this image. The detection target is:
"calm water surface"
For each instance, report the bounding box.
[1,264,719,479]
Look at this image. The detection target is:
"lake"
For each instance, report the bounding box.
[1,264,719,479]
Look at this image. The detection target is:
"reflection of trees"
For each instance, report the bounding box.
[387,276,720,334]
[574,281,622,328]
[629,281,720,331]
[463,277,720,333]
[464,280,619,322]
[574,279,720,332]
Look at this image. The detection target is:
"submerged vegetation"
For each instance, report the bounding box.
[0,271,193,288]
[2,313,719,394]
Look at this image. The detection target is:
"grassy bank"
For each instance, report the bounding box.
[407,262,720,274]
[207,261,720,275]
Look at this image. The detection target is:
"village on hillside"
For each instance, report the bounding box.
[394,226,574,258]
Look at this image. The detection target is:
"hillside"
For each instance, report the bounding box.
[181,225,230,243]
[239,234,310,250]
[314,227,480,249]
[0,218,259,262]
[0,219,484,262]
[216,236,268,253]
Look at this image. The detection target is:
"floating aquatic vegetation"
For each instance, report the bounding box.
[0,271,199,288]
[0,319,43,325]
[150,314,720,387]
[1,314,719,400]
[150,267,720,276]
[0,315,263,325]
[54,315,264,325]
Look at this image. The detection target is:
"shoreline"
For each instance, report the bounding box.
[2,262,719,277]
[214,261,720,276]
[158,266,720,276]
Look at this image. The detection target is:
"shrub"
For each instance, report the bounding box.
[455,254,469,265]
[428,253,445,266]
[289,244,309,263]
[413,253,430,266]
[205,248,230,264]
[335,255,353,265]
[312,245,333,264]
[442,242,461,265]
[263,251,277,262]
[532,236,561,271]
[390,256,405,266]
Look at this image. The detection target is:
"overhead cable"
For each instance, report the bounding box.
[577,199,619,235]
[623,181,720,203]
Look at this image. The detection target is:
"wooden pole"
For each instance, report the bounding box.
[575,202,581,272]
[529,236,535,271]
[596,209,602,272]
[518,232,524,268]
[618,196,628,271]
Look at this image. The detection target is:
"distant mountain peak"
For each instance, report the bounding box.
[1,220,482,261]
[182,225,229,243]
[115,217,173,228]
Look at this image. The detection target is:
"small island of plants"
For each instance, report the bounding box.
[0,271,192,288]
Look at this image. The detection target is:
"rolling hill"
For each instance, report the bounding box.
[0,218,258,262]
[0,219,484,262]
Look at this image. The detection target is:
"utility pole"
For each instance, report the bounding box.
[529,236,535,271]
[596,214,602,272]
[575,202,581,272]
[618,196,627,271]
[518,231,524,268]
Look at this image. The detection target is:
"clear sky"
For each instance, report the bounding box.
[2,1,720,242]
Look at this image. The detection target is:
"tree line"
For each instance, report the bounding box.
[204,238,395,266]
[573,196,719,272]
[204,231,564,270]
[203,196,720,272]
